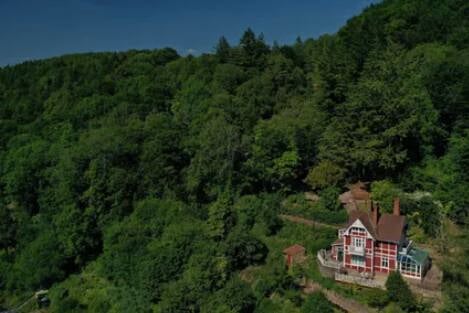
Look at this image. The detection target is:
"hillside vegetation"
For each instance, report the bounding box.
[0,0,468,312]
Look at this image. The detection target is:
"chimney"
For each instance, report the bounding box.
[393,198,401,216]
[371,201,379,226]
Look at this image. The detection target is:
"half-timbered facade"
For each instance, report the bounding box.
[328,198,430,280]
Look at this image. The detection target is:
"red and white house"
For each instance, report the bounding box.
[328,198,430,280]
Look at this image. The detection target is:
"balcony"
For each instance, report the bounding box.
[349,245,365,256]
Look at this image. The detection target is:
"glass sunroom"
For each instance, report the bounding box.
[398,247,429,279]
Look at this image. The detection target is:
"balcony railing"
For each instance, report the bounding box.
[349,245,365,256]
[399,240,413,255]
[317,249,341,269]
[335,273,384,289]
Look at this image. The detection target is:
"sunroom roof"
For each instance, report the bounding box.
[399,247,429,265]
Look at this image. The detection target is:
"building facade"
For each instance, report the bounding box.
[329,198,429,280]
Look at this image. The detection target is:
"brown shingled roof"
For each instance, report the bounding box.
[346,210,377,238]
[283,244,305,256]
[345,208,406,243]
[377,213,406,243]
[351,188,370,201]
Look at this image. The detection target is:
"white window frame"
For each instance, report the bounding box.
[351,255,365,266]
[352,237,365,248]
[350,227,366,235]
[381,256,389,268]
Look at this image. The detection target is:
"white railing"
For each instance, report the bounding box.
[349,245,365,256]
[399,240,413,255]
[335,273,384,289]
[317,249,340,269]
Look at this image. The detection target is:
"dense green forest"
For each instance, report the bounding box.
[0,0,468,312]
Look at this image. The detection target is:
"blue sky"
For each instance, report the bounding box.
[0,0,378,67]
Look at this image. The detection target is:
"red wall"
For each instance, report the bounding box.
[372,241,398,272]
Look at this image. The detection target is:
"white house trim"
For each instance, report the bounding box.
[344,219,374,239]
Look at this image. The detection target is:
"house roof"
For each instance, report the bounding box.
[345,210,406,243]
[398,247,429,265]
[332,238,343,246]
[376,213,406,243]
[339,191,354,204]
[339,182,371,203]
[351,188,370,201]
[346,210,377,238]
[283,244,305,256]
[409,247,429,264]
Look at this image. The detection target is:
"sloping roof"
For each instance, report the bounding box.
[346,210,377,238]
[345,209,406,243]
[351,188,370,201]
[407,247,429,265]
[339,182,370,203]
[332,238,343,246]
[339,191,354,204]
[283,244,305,256]
[348,181,367,189]
[398,247,429,266]
[376,213,406,243]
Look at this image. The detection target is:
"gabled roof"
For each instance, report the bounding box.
[376,213,406,243]
[346,210,377,238]
[351,187,370,201]
[345,210,406,243]
[283,244,305,256]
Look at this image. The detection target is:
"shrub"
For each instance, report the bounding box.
[385,271,416,312]
[301,292,333,313]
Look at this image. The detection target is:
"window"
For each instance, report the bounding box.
[351,255,365,266]
[381,256,389,268]
[401,259,417,273]
[352,237,365,248]
[350,227,366,235]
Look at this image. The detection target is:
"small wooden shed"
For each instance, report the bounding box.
[283,244,306,268]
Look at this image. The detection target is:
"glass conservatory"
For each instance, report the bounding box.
[398,247,429,279]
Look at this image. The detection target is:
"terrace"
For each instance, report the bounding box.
[317,248,386,289]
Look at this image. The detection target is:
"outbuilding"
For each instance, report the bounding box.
[283,244,306,268]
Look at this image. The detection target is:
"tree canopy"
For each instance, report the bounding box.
[0,0,468,311]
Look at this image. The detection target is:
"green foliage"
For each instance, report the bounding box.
[318,187,341,211]
[0,1,468,311]
[364,288,389,308]
[385,271,416,312]
[383,302,405,313]
[414,196,442,237]
[207,193,235,240]
[371,180,403,213]
[283,194,347,224]
[306,160,344,191]
[225,231,268,270]
[201,278,256,313]
[301,292,333,313]
[11,229,66,290]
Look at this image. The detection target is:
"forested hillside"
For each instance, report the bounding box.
[0,0,468,312]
